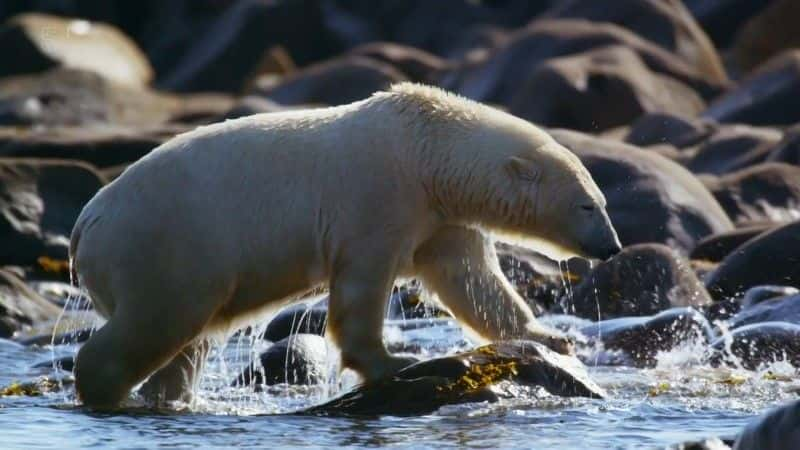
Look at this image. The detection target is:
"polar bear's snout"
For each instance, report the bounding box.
[576,206,622,261]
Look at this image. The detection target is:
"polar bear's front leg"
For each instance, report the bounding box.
[138,340,209,406]
[414,226,574,355]
[327,256,418,381]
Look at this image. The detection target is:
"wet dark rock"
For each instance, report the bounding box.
[253,56,406,107]
[0,68,233,128]
[558,244,711,321]
[263,301,328,343]
[348,42,448,84]
[734,399,800,450]
[579,307,713,367]
[686,126,782,176]
[540,0,727,83]
[689,224,776,263]
[440,19,727,106]
[387,286,448,321]
[669,437,734,450]
[733,0,800,73]
[551,129,733,254]
[625,113,716,150]
[701,298,742,324]
[509,45,704,133]
[496,243,579,312]
[767,124,800,166]
[302,340,604,416]
[705,221,800,300]
[729,294,800,329]
[741,286,800,309]
[0,13,153,86]
[18,328,92,347]
[233,334,328,387]
[0,125,183,168]
[0,268,61,338]
[703,51,800,126]
[709,322,800,369]
[32,355,74,372]
[703,163,800,224]
[157,0,343,93]
[683,0,772,49]
[0,159,105,268]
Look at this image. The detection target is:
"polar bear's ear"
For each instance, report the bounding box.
[506,156,540,183]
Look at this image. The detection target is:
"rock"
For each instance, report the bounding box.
[683,0,772,49]
[733,0,800,73]
[729,294,800,329]
[496,242,576,313]
[0,159,105,268]
[263,301,328,343]
[625,112,716,150]
[440,19,727,106]
[348,42,448,83]
[540,0,726,83]
[550,129,733,254]
[0,13,153,86]
[509,45,705,132]
[18,327,92,346]
[705,221,800,300]
[685,126,782,176]
[710,322,800,369]
[702,163,800,223]
[767,124,800,166]
[689,223,776,263]
[579,307,713,367]
[0,268,62,338]
[233,334,328,387]
[703,51,800,126]
[32,355,74,372]
[157,0,343,93]
[741,286,800,309]
[558,244,711,320]
[301,340,605,416]
[253,56,406,106]
[0,125,184,168]
[734,399,800,450]
[670,437,733,450]
[219,96,288,121]
[386,286,448,321]
[0,68,233,128]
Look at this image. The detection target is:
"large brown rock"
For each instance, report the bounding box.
[706,220,800,299]
[560,244,711,321]
[685,125,782,175]
[0,158,105,268]
[0,13,153,86]
[682,0,772,48]
[703,163,800,224]
[689,223,777,263]
[0,268,62,338]
[510,46,704,132]
[541,0,726,83]
[551,129,733,253]
[348,42,449,84]
[733,0,800,73]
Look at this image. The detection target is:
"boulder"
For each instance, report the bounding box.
[703,163,800,224]
[18,327,92,346]
[741,285,800,309]
[709,322,800,369]
[253,56,407,106]
[550,129,733,253]
[767,124,800,166]
[348,42,448,84]
[579,307,713,367]
[733,0,800,72]
[559,244,711,320]
[685,126,782,175]
[233,334,328,387]
[440,19,727,106]
[263,301,328,343]
[0,13,152,86]
[703,51,800,126]
[734,399,800,450]
[0,268,62,338]
[682,0,772,49]
[706,221,800,299]
[540,0,726,83]
[625,112,715,150]
[689,223,777,263]
[302,340,605,416]
[0,159,105,268]
[509,46,704,132]
[729,294,800,329]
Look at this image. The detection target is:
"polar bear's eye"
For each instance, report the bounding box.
[580,204,595,212]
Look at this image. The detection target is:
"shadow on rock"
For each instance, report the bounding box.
[233,334,328,387]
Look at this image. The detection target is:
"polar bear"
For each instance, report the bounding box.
[70,83,621,408]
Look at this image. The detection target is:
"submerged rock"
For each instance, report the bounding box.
[729,295,800,329]
[705,221,800,300]
[734,399,800,450]
[32,355,74,372]
[559,244,711,320]
[709,322,800,369]
[579,307,713,367]
[301,340,605,416]
[550,129,733,254]
[18,328,92,347]
[233,334,328,387]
